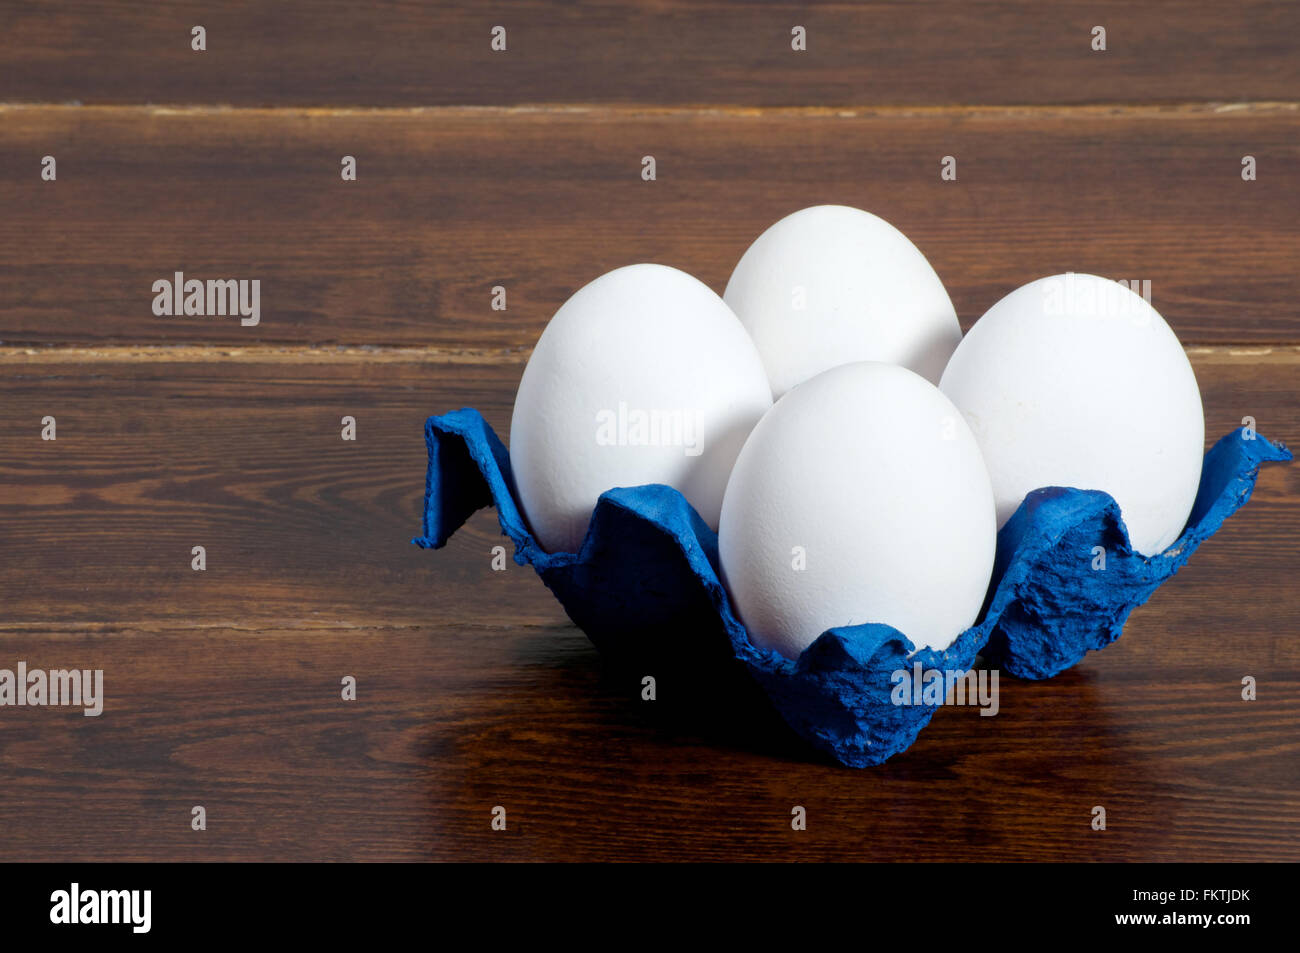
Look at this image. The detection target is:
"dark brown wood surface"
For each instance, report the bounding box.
[2,104,1298,346]
[0,3,1297,862]
[1,352,1296,629]
[4,2,1300,107]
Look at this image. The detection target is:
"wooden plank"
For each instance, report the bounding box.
[0,352,1294,633]
[3,0,1297,870]
[0,352,1295,860]
[0,622,1295,862]
[3,2,1298,108]
[2,105,1298,347]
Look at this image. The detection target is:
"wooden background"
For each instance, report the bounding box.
[1,2,1297,861]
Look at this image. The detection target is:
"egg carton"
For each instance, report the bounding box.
[413,410,1290,767]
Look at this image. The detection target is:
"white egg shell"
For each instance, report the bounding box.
[718,361,997,660]
[939,273,1204,556]
[510,263,773,554]
[723,205,961,398]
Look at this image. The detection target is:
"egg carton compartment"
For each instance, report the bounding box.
[413,409,1290,767]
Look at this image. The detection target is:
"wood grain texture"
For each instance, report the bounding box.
[0,624,1296,862]
[3,1,1298,864]
[3,1,1299,108]
[0,354,1295,630]
[2,105,1298,347]
[0,354,1296,860]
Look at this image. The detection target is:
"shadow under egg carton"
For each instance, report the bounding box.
[413,409,1290,768]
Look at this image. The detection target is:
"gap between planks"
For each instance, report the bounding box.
[0,101,1298,122]
[1,344,1299,366]
[0,345,532,365]
[0,621,573,635]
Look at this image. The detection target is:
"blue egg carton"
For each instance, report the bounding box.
[413,409,1290,767]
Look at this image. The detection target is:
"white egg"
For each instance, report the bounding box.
[510,263,773,554]
[939,273,1204,556]
[718,361,997,659]
[723,205,961,398]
